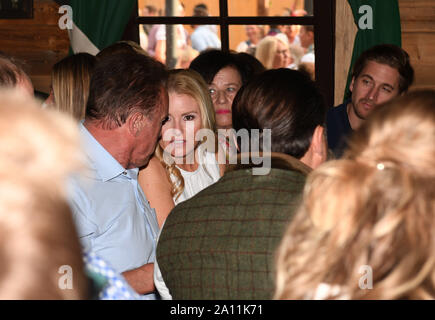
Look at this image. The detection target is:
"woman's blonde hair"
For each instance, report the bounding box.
[0,90,87,299]
[255,36,287,69]
[51,53,96,121]
[275,90,435,300]
[155,69,218,200]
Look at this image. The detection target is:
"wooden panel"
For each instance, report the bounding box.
[334,0,357,105]
[399,0,435,91]
[0,0,69,94]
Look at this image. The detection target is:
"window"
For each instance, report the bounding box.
[134,0,335,107]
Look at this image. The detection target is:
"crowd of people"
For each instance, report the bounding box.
[0,15,434,300]
[139,2,315,78]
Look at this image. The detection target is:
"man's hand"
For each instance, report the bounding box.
[122,263,155,295]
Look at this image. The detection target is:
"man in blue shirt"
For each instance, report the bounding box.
[327,44,414,158]
[68,52,169,299]
[190,5,221,52]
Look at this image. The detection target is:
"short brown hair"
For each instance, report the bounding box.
[232,68,326,159]
[86,52,168,128]
[352,44,414,94]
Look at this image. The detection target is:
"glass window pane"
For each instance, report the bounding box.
[229,24,315,79]
[139,24,221,68]
[138,0,220,17]
[228,0,313,17]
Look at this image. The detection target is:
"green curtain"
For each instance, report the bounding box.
[69,0,136,55]
[343,0,402,102]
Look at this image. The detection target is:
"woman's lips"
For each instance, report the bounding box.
[216,109,231,115]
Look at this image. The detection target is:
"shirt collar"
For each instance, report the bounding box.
[79,121,134,182]
[226,152,312,176]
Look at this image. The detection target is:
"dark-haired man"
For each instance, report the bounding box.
[68,53,169,299]
[327,44,414,157]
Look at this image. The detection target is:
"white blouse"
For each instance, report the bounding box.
[171,144,221,205]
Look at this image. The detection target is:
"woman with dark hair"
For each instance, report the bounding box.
[189,49,265,156]
[189,49,265,130]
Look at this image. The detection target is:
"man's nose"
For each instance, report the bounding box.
[366,86,379,102]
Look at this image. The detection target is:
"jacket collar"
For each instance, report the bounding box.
[225,152,312,176]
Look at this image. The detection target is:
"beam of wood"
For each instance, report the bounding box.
[334,0,357,106]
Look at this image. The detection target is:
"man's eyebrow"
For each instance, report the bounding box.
[360,74,374,81]
[360,74,396,89]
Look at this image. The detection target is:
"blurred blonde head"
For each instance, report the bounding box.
[275,90,435,300]
[0,90,87,299]
[255,36,289,69]
[48,53,96,121]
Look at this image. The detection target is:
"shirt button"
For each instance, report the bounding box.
[122,171,127,175]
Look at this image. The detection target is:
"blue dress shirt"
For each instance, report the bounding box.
[68,122,160,299]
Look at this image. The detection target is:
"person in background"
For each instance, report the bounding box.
[139,5,158,50]
[154,69,328,300]
[299,25,314,54]
[255,35,290,69]
[287,43,305,70]
[266,20,282,37]
[45,53,96,121]
[190,5,221,53]
[175,46,199,69]
[327,44,414,158]
[189,50,244,130]
[275,90,435,300]
[0,53,34,97]
[138,69,225,227]
[236,25,264,54]
[147,0,188,65]
[282,25,301,46]
[189,50,265,158]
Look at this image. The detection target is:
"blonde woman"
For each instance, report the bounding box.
[255,35,290,69]
[45,53,96,121]
[275,90,435,300]
[138,69,225,227]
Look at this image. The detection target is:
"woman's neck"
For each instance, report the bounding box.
[176,147,200,172]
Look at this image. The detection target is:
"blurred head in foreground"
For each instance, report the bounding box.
[0,90,87,299]
[275,90,435,299]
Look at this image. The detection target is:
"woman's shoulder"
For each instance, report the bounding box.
[138,156,168,185]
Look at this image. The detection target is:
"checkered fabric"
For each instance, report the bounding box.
[84,251,146,300]
[157,155,308,300]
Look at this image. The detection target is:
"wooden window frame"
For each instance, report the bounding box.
[133,0,335,107]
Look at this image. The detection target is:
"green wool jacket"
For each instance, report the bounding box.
[156,153,311,300]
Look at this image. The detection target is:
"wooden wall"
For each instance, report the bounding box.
[1,1,432,97]
[334,1,357,105]
[335,0,435,104]
[400,0,435,91]
[0,0,69,94]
